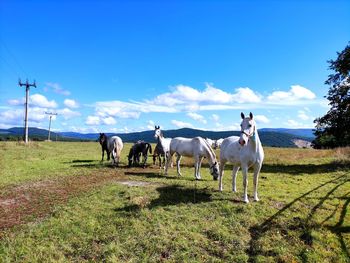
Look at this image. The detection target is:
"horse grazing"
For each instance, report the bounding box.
[219,112,264,203]
[154,126,172,170]
[128,140,152,168]
[166,136,219,180]
[99,133,124,166]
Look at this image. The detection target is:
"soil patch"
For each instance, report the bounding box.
[0,169,133,233]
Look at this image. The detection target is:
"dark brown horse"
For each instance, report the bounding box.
[128,140,152,168]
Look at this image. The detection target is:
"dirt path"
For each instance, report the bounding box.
[0,168,154,233]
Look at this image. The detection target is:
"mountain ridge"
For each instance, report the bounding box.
[0,127,314,148]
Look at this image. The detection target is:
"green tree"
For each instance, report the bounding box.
[313,43,350,148]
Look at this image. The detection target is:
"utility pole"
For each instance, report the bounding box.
[18,79,36,143]
[45,112,58,141]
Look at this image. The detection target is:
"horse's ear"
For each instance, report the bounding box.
[241,112,245,119]
[249,112,253,119]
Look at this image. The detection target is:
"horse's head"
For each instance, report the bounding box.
[99,133,106,146]
[239,112,256,146]
[154,125,162,139]
[210,161,220,180]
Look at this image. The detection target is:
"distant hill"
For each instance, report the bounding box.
[259,128,315,138]
[0,127,313,148]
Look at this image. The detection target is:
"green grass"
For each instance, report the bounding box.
[0,142,349,262]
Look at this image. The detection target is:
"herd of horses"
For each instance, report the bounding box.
[98,112,264,203]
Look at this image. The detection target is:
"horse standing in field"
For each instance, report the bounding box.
[154,126,172,170]
[99,133,124,166]
[166,136,219,180]
[128,140,152,168]
[218,112,264,203]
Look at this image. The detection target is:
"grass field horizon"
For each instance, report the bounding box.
[0,141,349,262]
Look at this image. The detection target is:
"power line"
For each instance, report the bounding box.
[0,38,27,76]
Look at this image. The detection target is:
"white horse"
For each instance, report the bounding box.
[111,136,123,166]
[205,138,215,148]
[154,126,172,170]
[214,138,224,149]
[219,112,264,203]
[99,133,123,166]
[166,136,219,180]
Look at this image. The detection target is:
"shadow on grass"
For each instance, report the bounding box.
[261,161,350,175]
[247,174,350,262]
[114,185,213,214]
[71,159,95,163]
[124,171,204,181]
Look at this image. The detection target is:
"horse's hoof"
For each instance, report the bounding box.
[254,197,260,202]
[243,198,249,203]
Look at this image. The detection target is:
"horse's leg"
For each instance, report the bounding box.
[176,153,182,177]
[164,152,172,175]
[143,152,147,168]
[197,156,203,180]
[242,165,249,203]
[232,166,240,192]
[101,150,104,162]
[253,163,262,201]
[107,150,110,161]
[219,161,226,191]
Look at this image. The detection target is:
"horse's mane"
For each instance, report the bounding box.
[202,137,217,160]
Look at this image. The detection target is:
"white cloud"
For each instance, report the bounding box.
[171,120,194,128]
[57,108,81,120]
[102,116,116,125]
[147,120,155,130]
[267,85,316,102]
[298,110,309,121]
[86,116,100,126]
[254,115,270,124]
[187,112,207,124]
[232,87,262,103]
[211,114,219,122]
[30,94,57,108]
[284,119,313,128]
[44,82,71,96]
[7,99,24,106]
[151,84,261,106]
[64,99,79,108]
[214,122,240,131]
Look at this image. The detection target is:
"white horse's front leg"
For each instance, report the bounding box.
[253,163,262,201]
[232,166,240,192]
[242,166,249,203]
[197,157,203,180]
[219,161,225,191]
[176,153,182,177]
[194,157,202,180]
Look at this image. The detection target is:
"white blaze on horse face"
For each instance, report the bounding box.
[154,128,161,139]
[239,118,255,146]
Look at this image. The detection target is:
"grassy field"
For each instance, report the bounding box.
[0,141,349,262]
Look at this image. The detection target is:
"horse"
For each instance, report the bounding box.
[99,133,124,166]
[154,126,172,170]
[218,112,264,203]
[165,136,219,180]
[214,138,224,149]
[152,142,163,167]
[128,140,152,168]
[205,138,215,148]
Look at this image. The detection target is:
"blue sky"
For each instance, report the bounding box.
[0,0,349,133]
